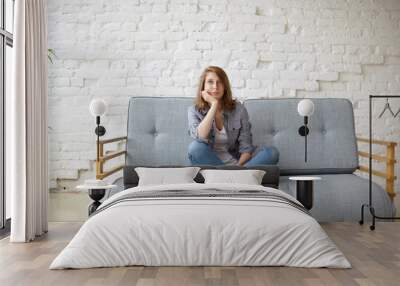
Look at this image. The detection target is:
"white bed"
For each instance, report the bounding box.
[50,183,351,269]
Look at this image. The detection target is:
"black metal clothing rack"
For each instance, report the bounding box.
[359,95,400,230]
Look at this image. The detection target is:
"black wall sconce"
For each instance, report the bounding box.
[297,99,314,162]
[89,99,107,162]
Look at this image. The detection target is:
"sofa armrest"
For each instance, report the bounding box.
[96,136,127,180]
[356,137,397,200]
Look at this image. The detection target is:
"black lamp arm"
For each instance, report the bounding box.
[298,116,309,162]
[95,115,106,137]
[95,116,106,162]
[298,116,309,137]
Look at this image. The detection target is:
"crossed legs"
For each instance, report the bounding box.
[188,140,279,166]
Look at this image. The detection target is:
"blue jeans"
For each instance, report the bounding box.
[187,140,279,166]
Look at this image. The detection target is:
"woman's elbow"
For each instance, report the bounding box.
[196,127,209,140]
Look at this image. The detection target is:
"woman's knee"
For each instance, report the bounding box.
[261,146,279,163]
[188,140,210,157]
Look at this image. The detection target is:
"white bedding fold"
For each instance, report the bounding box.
[50,183,351,269]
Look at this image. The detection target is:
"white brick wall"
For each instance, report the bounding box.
[48,0,400,193]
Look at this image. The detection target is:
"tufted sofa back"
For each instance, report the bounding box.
[244,98,358,175]
[125,97,358,175]
[126,97,193,166]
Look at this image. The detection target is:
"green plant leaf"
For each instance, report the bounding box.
[48,48,56,64]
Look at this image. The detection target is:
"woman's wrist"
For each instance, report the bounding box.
[238,152,252,166]
[210,101,218,108]
[208,102,219,115]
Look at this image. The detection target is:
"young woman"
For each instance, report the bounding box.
[187,66,279,166]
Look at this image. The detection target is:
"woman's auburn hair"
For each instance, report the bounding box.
[195,66,236,111]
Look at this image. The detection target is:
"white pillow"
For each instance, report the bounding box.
[200,169,266,185]
[135,167,201,186]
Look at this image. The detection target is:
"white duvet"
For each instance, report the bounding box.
[50,183,351,269]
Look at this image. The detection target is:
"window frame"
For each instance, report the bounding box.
[0,0,13,232]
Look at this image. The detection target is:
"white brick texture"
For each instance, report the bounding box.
[48,0,400,193]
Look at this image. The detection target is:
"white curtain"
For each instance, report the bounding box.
[10,0,48,242]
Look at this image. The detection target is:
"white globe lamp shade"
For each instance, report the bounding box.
[297,99,314,117]
[89,99,107,117]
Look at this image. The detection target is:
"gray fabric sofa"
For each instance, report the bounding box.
[119,96,395,222]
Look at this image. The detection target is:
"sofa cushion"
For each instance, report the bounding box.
[244,98,358,175]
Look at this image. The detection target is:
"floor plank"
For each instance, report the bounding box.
[0,222,399,286]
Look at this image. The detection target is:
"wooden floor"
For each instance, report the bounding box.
[0,222,400,286]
